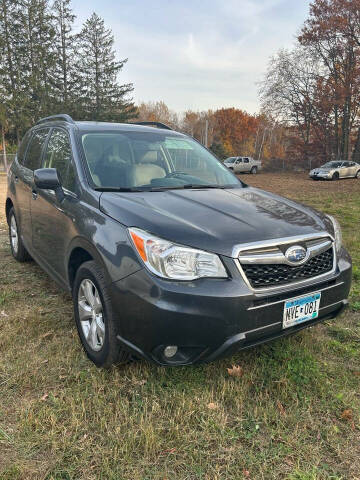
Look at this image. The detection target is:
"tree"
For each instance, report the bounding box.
[212,108,258,156]
[137,101,178,128]
[75,12,136,122]
[52,0,77,113]
[299,0,360,159]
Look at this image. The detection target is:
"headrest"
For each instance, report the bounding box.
[140,150,158,163]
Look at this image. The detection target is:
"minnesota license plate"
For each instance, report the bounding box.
[283,292,321,329]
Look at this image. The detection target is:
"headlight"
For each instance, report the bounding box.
[129,228,227,280]
[326,215,342,254]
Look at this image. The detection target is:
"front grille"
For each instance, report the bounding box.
[241,248,334,289]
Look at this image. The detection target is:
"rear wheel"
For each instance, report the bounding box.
[73,260,131,367]
[8,207,31,262]
[250,166,258,174]
[355,170,360,179]
[332,172,339,181]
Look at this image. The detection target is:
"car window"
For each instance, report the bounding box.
[17,130,32,165]
[243,158,249,163]
[43,128,76,192]
[81,131,242,190]
[24,129,49,170]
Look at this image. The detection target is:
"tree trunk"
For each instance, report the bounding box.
[2,124,8,172]
[351,126,360,163]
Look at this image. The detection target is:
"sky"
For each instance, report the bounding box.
[71,0,312,115]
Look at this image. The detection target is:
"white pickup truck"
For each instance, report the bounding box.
[224,156,262,174]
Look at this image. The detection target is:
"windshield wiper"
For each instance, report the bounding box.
[149,184,227,191]
[94,186,145,192]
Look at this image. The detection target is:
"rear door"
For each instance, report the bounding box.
[234,158,243,172]
[31,127,79,282]
[14,129,50,249]
[243,157,250,172]
[339,162,349,177]
[348,162,357,176]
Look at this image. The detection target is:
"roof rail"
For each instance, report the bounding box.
[130,121,173,131]
[36,114,75,125]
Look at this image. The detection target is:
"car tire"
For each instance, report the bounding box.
[73,260,131,368]
[332,172,339,181]
[250,166,258,174]
[8,207,31,262]
[355,170,360,179]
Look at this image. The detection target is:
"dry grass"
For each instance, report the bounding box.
[0,172,359,480]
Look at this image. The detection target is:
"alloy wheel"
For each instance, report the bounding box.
[77,279,105,351]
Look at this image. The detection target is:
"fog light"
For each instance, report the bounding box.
[164,345,178,358]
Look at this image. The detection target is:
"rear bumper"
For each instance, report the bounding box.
[110,248,352,366]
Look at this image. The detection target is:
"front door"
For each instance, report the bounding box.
[31,127,79,283]
[15,129,50,249]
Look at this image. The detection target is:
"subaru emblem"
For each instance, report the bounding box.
[285,245,308,265]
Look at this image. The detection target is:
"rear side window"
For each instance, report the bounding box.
[25,129,49,170]
[17,130,32,165]
[43,128,76,192]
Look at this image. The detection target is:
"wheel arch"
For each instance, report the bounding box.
[67,238,110,290]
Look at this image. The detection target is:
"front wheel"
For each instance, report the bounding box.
[355,170,360,179]
[73,260,131,367]
[8,207,31,262]
[332,172,339,181]
[250,166,258,174]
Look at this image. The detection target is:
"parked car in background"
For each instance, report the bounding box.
[224,156,261,174]
[223,157,237,169]
[6,115,351,367]
[310,161,360,180]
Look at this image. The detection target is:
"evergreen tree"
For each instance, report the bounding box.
[76,12,136,122]
[0,0,30,142]
[52,0,77,114]
[18,0,57,121]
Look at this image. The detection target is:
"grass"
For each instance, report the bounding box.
[0,174,359,480]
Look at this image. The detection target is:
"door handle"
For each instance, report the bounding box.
[32,190,38,200]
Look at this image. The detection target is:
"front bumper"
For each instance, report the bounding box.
[110,248,352,365]
[310,173,331,180]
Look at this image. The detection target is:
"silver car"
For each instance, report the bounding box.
[310,161,360,181]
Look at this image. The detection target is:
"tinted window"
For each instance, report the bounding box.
[25,129,49,170]
[17,130,32,165]
[43,129,76,191]
[243,158,249,163]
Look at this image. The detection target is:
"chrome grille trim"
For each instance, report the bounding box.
[233,232,337,293]
[238,239,332,266]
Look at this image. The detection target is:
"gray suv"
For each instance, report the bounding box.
[6,115,352,367]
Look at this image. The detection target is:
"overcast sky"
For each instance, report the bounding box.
[71,0,311,114]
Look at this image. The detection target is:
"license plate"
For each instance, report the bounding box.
[283,292,321,329]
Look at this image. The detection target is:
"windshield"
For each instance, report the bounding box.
[322,161,343,168]
[224,157,236,163]
[80,131,242,191]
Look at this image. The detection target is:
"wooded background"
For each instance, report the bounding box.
[1,0,360,170]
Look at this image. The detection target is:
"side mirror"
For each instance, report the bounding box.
[34,168,64,202]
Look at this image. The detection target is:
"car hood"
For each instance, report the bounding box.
[99,187,330,257]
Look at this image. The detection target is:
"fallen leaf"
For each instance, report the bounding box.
[227,365,244,378]
[0,311,8,317]
[276,400,286,416]
[341,409,353,421]
[40,393,49,402]
[159,448,176,456]
[243,469,250,477]
[207,402,218,410]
